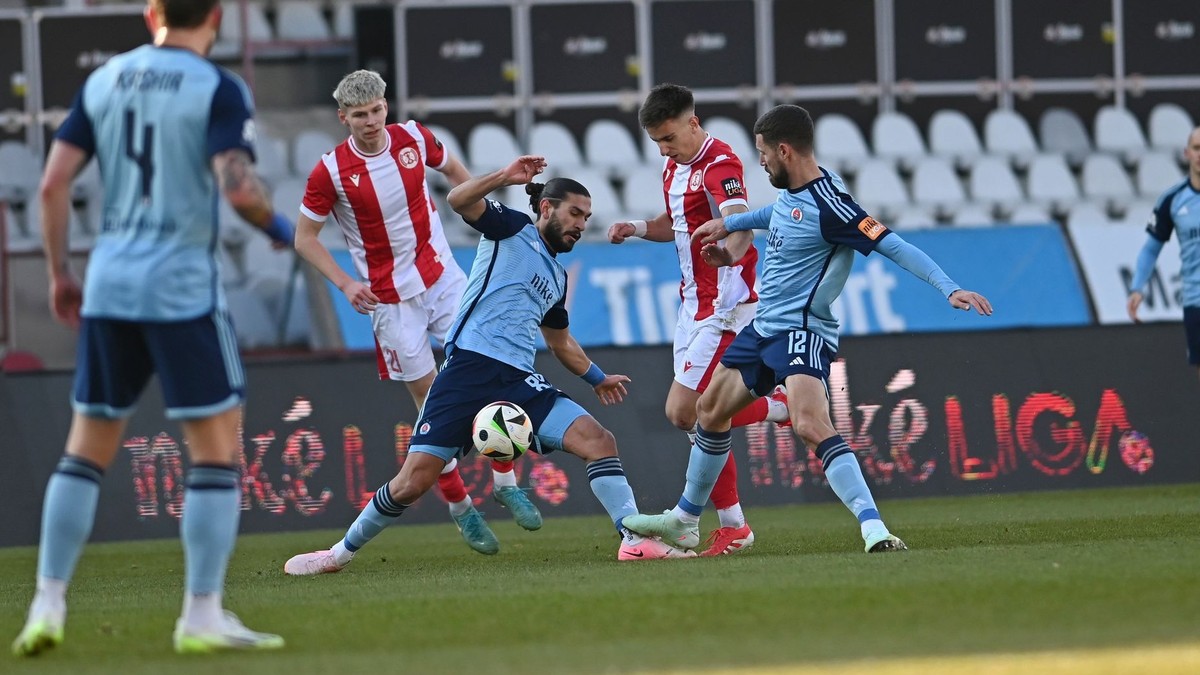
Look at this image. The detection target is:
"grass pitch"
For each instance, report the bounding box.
[2,484,1198,674]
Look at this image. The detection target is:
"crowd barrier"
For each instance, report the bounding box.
[2,322,1196,547]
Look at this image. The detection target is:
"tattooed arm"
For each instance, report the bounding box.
[212,147,293,246]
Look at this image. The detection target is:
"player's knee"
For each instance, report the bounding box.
[665,406,696,432]
[567,420,617,461]
[388,471,434,504]
[695,392,726,430]
[790,414,831,446]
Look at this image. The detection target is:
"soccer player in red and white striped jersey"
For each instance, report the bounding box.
[609,84,789,557]
[292,71,541,555]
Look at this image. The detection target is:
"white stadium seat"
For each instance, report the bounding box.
[949,203,995,228]
[929,110,983,169]
[1026,153,1080,212]
[1094,105,1148,163]
[984,109,1039,169]
[529,121,585,174]
[276,1,331,41]
[911,157,967,216]
[290,129,337,177]
[1148,103,1194,154]
[468,123,522,173]
[1081,154,1135,207]
[584,119,643,177]
[621,165,666,219]
[890,208,938,231]
[815,113,871,175]
[969,156,1024,213]
[1008,203,1052,225]
[871,111,926,171]
[211,0,272,58]
[853,159,910,220]
[703,117,756,166]
[0,141,40,206]
[1039,108,1091,168]
[1136,152,1184,197]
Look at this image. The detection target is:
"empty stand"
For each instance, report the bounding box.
[1039,108,1091,168]
[929,110,983,169]
[984,109,1039,169]
[815,113,871,176]
[584,120,643,177]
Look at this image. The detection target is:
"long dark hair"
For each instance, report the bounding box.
[526,177,590,213]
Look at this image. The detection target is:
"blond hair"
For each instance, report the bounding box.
[332,70,386,109]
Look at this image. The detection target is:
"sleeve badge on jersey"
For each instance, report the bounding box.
[857,216,887,240]
[721,177,745,198]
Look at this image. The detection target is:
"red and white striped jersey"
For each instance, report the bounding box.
[662,135,758,321]
[300,121,456,303]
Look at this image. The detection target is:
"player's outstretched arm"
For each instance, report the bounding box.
[449,155,547,222]
[541,326,631,405]
[874,231,993,316]
[213,148,293,248]
[609,212,673,244]
[437,154,472,188]
[39,140,89,328]
[294,214,378,314]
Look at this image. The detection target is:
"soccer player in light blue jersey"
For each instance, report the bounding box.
[1127,126,1200,382]
[284,155,694,574]
[622,105,993,554]
[12,0,292,657]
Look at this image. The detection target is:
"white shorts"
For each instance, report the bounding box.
[372,268,467,382]
[672,302,756,392]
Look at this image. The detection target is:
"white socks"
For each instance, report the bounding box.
[181,592,223,630]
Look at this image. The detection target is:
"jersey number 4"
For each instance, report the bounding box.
[124,109,155,200]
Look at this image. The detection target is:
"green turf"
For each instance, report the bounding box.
[3,484,1198,674]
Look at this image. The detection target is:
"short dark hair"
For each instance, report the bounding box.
[526,177,590,213]
[638,83,694,129]
[753,105,815,154]
[152,0,220,29]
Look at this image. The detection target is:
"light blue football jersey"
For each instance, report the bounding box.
[725,169,889,350]
[444,198,569,372]
[1148,179,1200,307]
[56,44,256,321]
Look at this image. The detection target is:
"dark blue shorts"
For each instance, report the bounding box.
[1185,306,1200,366]
[410,348,585,461]
[719,324,837,396]
[72,312,245,420]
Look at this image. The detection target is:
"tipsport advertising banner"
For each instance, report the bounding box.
[2,324,1195,547]
[330,224,1092,350]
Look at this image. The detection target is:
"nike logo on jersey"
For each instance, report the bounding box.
[349,174,361,187]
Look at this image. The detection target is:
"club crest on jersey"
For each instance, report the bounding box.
[349,173,361,187]
[791,207,803,223]
[419,421,431,435]
[399,147,419,169]
[689,171,704,191]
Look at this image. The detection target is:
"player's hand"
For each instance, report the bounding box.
[503,155,548,185]
[1126,291,1143,323]
[692,217,730,245]
[949,289,993,316]
[49,270,83,329]
[593,374,631,406]
[608,221,636,244]
[341,280,380,314]
[700,242,735,268]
